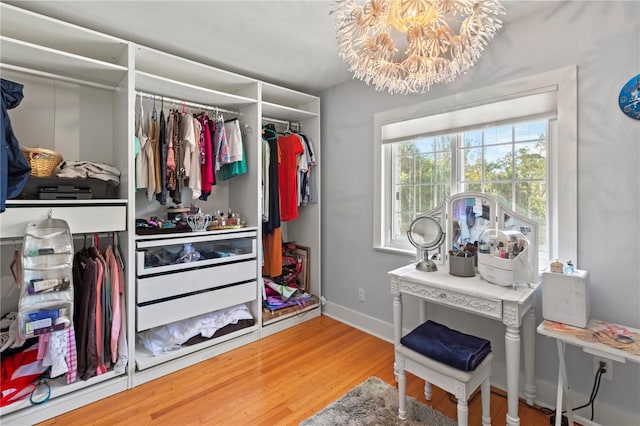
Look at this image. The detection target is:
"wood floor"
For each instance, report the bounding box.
[39,316,552,425]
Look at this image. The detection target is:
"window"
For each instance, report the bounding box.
[389,119,550,267]
[373,67,577,270]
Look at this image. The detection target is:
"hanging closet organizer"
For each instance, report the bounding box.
[18,215,74,338]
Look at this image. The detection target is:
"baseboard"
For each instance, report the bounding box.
[322,300,640,426]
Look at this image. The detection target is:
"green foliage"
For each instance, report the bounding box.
[393,123,547,241]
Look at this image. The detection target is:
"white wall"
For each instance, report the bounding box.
[320,1,640,423]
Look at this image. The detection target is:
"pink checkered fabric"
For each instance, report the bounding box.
[65,325,78,384]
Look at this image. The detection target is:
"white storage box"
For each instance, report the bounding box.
[477,229,531,287]
[542,269,590,328]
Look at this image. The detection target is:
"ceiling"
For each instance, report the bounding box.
[4,0,540,95]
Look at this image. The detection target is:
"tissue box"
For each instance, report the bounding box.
[542,269,590,328]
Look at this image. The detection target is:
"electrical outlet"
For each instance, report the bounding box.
[593,357,613,380]
[358,288,365,302]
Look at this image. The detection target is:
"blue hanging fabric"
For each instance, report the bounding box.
[1,78,32,212]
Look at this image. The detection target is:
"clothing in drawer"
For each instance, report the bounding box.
[399,281,503,320]
[136,232,257,276]
[137,259,257,303]
[136,281,257,331]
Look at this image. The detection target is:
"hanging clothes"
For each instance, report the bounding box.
[261,124,283,277]
[198,114,216,201]
[277,133,304,222]
[73,250,98,381]
[165,110,177,199]
[262,125,280,233]
[295,132,318,206]
[262,135,270,223]
[0,78,31,213]
[300,133,318,204]
[135,101,156,199]
[198,114,214,200]
[156,109,168,205]
[212,115,230,171]
[294,133,309,206]
[105,245,121,364]
[184,113,202,199]
[150,112,161,197]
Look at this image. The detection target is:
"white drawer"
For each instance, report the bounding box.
[0,204,126,238]
[136,231,256,276]
[137,259,257,303]
[136,281,257,331]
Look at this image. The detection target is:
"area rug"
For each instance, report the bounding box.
[300,376,456,426]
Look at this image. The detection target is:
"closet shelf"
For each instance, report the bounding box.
[1,203,127,238]
[261,101,318,122]
[135,45,257,98]
[134,324,258,371]
[261,82,319,113]
[0,36,128,86]
[0,3,128,64]
[6,199,128,206]
[262,303,320,327]
[0,370,126,417]
[136,71,256,110]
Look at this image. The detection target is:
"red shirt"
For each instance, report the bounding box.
[277,134,303,221]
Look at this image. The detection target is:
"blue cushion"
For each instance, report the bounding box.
[400,320,491,371]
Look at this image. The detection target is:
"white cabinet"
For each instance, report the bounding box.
[0,4,129,424]
[130,44,263,385]
[260,83,322,335]
[132,230,258,381]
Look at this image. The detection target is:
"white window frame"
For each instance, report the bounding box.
[373,66,577,265]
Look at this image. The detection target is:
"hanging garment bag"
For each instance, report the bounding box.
[18,216,74,339]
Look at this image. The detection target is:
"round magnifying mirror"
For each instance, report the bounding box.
[407,216,445,272]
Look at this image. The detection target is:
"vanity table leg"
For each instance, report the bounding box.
[522,307,537,405]
[393,292,403,381]
[505,325,521,426]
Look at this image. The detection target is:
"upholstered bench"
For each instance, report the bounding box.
[396,321,493,426]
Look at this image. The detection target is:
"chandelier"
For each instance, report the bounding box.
[332,0,506,95]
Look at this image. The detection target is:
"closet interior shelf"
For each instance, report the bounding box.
[262,116,300,131]
[137,91,241,116]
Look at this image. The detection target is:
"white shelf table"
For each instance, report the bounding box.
[537,319,640,426]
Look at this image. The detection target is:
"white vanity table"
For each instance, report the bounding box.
[390,264,539,426]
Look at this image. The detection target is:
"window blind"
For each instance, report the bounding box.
[381,88,557,143]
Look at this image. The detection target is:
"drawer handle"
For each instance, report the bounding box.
[439,293,447,298]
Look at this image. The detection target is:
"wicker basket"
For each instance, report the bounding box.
[20,146,63,177]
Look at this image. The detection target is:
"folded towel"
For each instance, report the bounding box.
[400,320,491,371]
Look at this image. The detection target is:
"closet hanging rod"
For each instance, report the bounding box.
[262,116,301,128]
[137,91,241,116]
[0,64,119,92]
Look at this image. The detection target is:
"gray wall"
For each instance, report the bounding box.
[320,1,640,421]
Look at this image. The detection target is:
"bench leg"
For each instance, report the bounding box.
[398,368,407,419]
[424,381,432,401]
[457,398,469,426]
[481,378,491,426]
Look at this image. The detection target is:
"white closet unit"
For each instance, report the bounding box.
[260,83,322,336]
[0,4,322,423]
[0,3,129,425]
[130,44,262,385]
